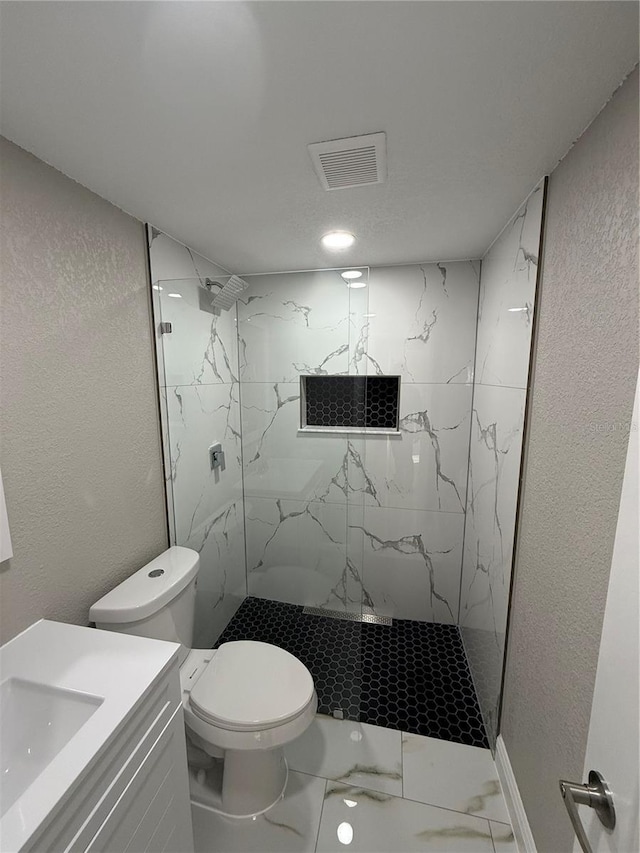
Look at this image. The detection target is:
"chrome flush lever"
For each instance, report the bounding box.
[559,770,616,853]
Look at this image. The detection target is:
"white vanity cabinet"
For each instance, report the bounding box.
[33,665,193,853]
[0,621,194,853]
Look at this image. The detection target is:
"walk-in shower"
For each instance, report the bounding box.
[148,181,545,750]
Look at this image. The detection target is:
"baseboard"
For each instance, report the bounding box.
[495,735,537,853]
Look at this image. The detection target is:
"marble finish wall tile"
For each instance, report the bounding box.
[149,229,238,387]
[357,506,464,623]
[285,716,403,797]
[237,263,480,623]
[238,270,351,383]
[347,284,370,375]
[245,496,366,613]
[401,732,510,822]
[156,281,239,387]
[354,383,472,513]
[490,821,518,851]
[475,185,543,389]
[167,383,243,541]
[241,382,348,503]
[459,181,545,748]
[149,227,247,645]
[316,781,495,852]
[459,385,526,742]
[165,379,246,647]
[460,386,526,633]
[158,387,176,545]
[189,498,247,648]
[148,226,230,284]
[363,262,480,383]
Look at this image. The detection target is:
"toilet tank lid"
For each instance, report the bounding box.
[89,547,200,624]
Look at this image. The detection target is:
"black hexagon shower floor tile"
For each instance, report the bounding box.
[214,597,489,749]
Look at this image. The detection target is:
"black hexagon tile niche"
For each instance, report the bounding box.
[302,376,400,430]
[214,597,489,749]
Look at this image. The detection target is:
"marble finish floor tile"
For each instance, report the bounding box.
[402,732,510,823]
[216,596,489,748]
[315,781,495,852]
[191,770,326,853]
[285,716,402,797]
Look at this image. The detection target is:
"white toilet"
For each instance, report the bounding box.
[89,546,317,818]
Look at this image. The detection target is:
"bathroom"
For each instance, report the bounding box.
[0,3,638,853]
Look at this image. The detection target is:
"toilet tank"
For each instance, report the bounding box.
[90,546,200,664]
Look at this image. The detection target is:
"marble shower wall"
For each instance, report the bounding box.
[458,181,546,747]
[148,227,246,648]
[239,263,480,623]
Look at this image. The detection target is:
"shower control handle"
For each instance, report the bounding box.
[209,443,226,472]
[559,770,615,853]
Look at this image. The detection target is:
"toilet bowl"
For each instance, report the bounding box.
[89,547,317,818]
[180,641,317,816]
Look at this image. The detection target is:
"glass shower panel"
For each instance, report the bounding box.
[236,270,360,612]
[155,277,246,650]
[237,268,365,719]
[344,276,371,620]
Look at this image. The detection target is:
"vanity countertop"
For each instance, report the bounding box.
[0,619,180,853]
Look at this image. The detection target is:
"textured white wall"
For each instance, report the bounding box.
[501,69,639,852]
[0,138,168,644]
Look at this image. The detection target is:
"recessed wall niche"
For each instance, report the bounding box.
[300,375,400,432]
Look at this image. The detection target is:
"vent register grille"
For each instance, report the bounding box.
[308,132,387,191]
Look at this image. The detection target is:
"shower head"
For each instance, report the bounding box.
[205,275,249,311]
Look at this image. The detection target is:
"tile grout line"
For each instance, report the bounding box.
[489,819,499,853]
[327,774,513,827]
[313,778,329,853]
[400,732,405,799]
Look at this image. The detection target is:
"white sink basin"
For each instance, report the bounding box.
[0,677,103,817]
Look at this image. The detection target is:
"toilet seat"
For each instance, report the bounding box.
[189,641,315,731]
[181,644,318,754]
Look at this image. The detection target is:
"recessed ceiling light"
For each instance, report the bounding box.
[152,284,163,291]
[168,293,182,298]
[321,231,355,250]
[341,270,363,280]
[346,281,367,289]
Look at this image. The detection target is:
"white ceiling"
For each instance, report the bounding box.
[1,2,637,273]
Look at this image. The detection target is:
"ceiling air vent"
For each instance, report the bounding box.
[308,132,387,191]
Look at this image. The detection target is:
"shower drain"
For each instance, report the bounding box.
[302,606,392,626]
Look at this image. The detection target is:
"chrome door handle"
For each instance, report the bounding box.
[559,770,616,853]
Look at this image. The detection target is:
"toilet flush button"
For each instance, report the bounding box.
[148,569,165,578]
